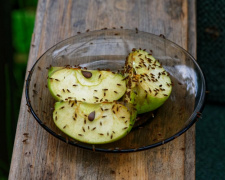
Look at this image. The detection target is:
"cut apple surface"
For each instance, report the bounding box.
[53,101,136,144]
[48,67,126,103]
[124,50,172,114]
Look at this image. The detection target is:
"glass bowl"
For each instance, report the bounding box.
[25,29,206,152]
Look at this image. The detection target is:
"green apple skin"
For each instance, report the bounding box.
[135,85,171,114]
[48,67,126,103]
[53,101,137,144]
[125,50,172,114]
[47,67,64,101]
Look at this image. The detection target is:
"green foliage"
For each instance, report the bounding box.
[12,10,35,53]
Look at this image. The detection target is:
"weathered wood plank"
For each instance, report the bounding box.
[9,0,196,179]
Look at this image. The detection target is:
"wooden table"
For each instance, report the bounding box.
[9,0,196,179]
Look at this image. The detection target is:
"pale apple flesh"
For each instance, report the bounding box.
[53,101,136,144]
[48,67,126,103]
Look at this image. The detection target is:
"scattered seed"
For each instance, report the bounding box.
[60,106,65,110]
[99,133,104,136]
[102,116,107,118]
[98,74,102,79]
[22,139,28,143]
[82,127,85,132]
[62,89,65,92]
[92,127,96,131]
[63,125,67,129]
[110,135,113,139]
[100,122,102,126]
[123,127,128,130]
[117,84,121,86]
[78,134,83,136]
[159,34,166,39]
[122,76,128,81]
[67,89,71,93]
[73,84,77,87]
[135,27,138,33]
[56,94,61,97]
[114,91,118,94]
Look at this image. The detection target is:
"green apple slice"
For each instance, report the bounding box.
[48,67,126,103]
[125,50,172,114]
[53,101,136,144]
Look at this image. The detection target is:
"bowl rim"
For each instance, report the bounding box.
[25,29,206,153]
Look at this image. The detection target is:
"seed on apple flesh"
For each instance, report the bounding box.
[53,101,136,144]
[124,50,172,114]
[48,67,126,103]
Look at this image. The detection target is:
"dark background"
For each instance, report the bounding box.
[1,0,224,179]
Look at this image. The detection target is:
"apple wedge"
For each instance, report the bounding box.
[124,50,172,114]
[53,101,136,144]
[48,67,126,103]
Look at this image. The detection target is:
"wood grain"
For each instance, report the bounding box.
[9,0,196,179]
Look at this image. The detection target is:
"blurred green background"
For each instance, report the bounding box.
[1,0,225,179]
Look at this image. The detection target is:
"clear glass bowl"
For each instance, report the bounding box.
[25,29,206,152]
